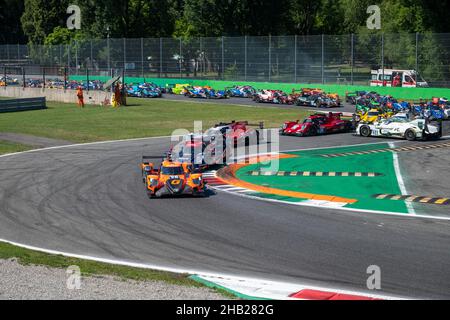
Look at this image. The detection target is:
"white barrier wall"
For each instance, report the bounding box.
[0,86,110,105]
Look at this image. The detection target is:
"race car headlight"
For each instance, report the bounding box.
[192,177,202,185]
[149,179,159,187]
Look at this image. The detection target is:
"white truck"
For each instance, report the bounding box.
[370,69,429,88]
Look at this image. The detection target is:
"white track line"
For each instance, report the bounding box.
[390,142,417,215]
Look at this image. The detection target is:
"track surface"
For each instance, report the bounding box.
[1,132,450,299]
[161,94,357,113]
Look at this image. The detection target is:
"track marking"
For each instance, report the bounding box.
[321,142,450,158]
[390,142,417,215]
[246,171,383,177]
[374,194,450,206]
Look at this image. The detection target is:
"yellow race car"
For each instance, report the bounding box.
[170,84,192,95]
[141,157,205,198]
[357,109,393,124]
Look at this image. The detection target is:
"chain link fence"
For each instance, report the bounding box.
[1,34,450,87]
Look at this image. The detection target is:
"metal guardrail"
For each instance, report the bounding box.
[0,97,47,113]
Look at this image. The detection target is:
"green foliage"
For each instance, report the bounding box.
[14,0,450,46]
[0,0,26,44]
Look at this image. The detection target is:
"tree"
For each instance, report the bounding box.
[21,0,69,44]
[0,0,26,44]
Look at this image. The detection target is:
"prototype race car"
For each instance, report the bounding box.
[226,86,256,98]
[281,113,353,137]
[127,83,162,98]
[356,118,442,141]
[295,89,341,108]
[141,157,205,198]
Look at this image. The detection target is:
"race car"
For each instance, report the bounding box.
[184,86,209,98]
[225,86,256,98]
[281,113,353,137]
[253,90,279,103]
[356,118,442,141]
[127,83,162,98]
[172,134,225,169]
[211,121,264,146]
[141,157,205,198]
[206,88,229,99]
[296,91,340,108]
[166,83,191,95]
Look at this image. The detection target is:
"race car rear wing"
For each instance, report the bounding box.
[215,121,265,129]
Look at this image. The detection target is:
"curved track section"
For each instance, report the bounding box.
[1,135,450,299]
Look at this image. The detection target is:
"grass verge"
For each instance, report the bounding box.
[0,141,33,155]
[0,98,310,143]
[0,241,199,287]
[0,241,238,299]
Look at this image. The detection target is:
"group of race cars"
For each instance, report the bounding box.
[281,90,447,141]
[125,82,342,108]
[139,89,448,199]
[140,120,263,198]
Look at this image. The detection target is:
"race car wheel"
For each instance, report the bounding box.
[308,126,318,136]
[405,129,417,141]
[360,125,371,137]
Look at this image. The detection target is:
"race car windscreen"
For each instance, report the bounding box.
[161,167,184,175]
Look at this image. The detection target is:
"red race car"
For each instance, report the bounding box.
[280,113,353,137]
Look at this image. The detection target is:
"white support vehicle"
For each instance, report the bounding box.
[356,118,441,141]
[370,69,429,88]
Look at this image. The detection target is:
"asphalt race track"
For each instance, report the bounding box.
[1,131,450,299]
[160,94,357,113]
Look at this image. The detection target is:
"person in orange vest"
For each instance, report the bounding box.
[76,86,85,108]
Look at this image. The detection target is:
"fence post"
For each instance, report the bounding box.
[351,34,354,85]
[294,35,297,83]
[75,40,78,75]
[42,67,46,91]
[179,38,182,78]
[221,36,225,80]
[6,44,9,63]
[3,67,6,91]
[18,43,20,62]
[321,34,325,84]
[381,33,385,86]
[22,67,26,89]
[107,36,111,77]
[123,38,126,76]
[268,35,271,82]
[67,44,71,72]
[64,67,67,92]
[415,32,419,75]
[86,68,89,93]
[141,37,144,79]
[199,37,202,76]
[160,38,163,78]
[245,36,248,81]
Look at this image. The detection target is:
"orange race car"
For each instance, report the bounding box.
[140,157,206,198]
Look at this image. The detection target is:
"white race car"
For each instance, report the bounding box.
[443,105,450,119]
[356,118,442,141]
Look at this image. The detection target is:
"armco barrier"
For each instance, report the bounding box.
[69,76,450,101]
[0,97,47,113]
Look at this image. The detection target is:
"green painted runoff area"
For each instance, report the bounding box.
[70,75,450,101]
[235,143,409,214]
